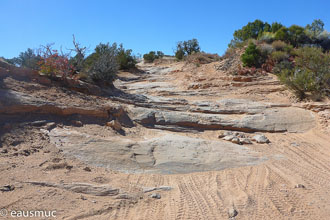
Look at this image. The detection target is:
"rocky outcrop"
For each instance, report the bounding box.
[0,87,316,133]
[127,103,315,133]
[219,131,253,145]
[189,99,291,114]
[252,134,270,143]
[49,128,267,174]
[0,89,109,118]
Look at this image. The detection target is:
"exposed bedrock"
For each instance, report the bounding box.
[49,128,267,174]
[1,89,315,133]
[127,103,315,133]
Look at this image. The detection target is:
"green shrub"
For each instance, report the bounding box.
[275,27,289,42]
[288,25,309,47]
[116,44,137,70]
[175,39,200,60]
[272,60,293,74]
[278,47,330,99]
[143,51,156,63]
[175,49,184,60]
[272,40,287,51]
[230,19,328,51]
[143,51,164,63]
[279,68,316,99]
[317,30,330,51]
[233,20,270,42]
[305,19,325,40]
[283,44,294,54]
[87,43,119,84]
[241,42,263,67]
[271,22,284,33]
[258,43,273,55]
[271,51,289,62]
[156,51,164,58]
[8,48,41,70]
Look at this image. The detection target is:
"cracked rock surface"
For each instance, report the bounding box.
[49,128,266,174]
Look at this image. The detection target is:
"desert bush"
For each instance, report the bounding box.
[116,44,137,70]
[9,48,41,70]
[271,51,289,62]
[183,39,200,55]
[230,20,286,48]
[156,51,164,58]
[143,51,156,63]
[247,38,258,45]
[233,20,270,43]
[279,69,316,99]
[241,42,263,67]
[84,43,136,73]
[272,60,294,74]
[175,39,200,60]
[175,49,185,60]
[275,27,289,42]
[230,19,329,51]
[38,44,73,79]
[271,22,284,33]
[278,47,330,99]
[283,45,293,55]
[69,35,87,74]
[305,19,325,40]
[316,30,330,51]
[86,43,118,84]
[143,51,165,63]
[258,43,273,55]
[288,25,310,47]
[272,40,287,51]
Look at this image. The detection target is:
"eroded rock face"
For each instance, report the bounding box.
[189,99,290,114]
[127,103,315,133]
[0,87,316,133]
[49,128,267,174]
[0,89,108,118]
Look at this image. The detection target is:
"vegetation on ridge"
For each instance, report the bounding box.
[2,19,330,100]
[4,36,137,85]
[231,19,330,100]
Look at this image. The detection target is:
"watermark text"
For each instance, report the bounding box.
[0,209,56,218]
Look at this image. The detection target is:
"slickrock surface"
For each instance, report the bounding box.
[49,128,267,174]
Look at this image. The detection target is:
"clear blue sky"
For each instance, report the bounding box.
[1,0,330,58]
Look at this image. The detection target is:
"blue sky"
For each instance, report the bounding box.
[1,0,330,58]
